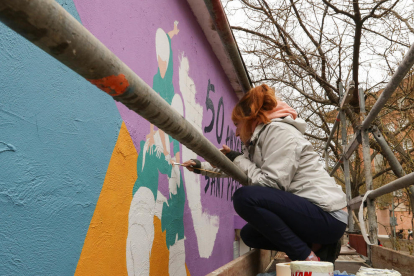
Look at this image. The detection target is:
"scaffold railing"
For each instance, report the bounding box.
[0,0,250,186]
[323,40,414,264]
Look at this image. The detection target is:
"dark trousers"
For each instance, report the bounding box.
[233,186,346,261]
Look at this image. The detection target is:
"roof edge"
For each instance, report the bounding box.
[186,0,252,99]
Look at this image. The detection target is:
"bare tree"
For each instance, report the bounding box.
[224,0,414,208]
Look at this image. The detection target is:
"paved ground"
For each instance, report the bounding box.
[335,250,368,274]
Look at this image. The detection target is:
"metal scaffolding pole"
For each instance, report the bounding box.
[358,88,378,262]
[362,42,414,130]
[370,126,414,245]
[339,82,353,232]
[368,171,414,199]
[0,0,249,185]
[348,171,414,209]
[371,127,405,178]
[329,160,342,177]
[324,82,354,154]
[326,83,355,176]
[329,42,414,176]
[324,116,340,151]
[374,125,401,242]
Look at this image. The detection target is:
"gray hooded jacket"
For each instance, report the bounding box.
[200,117,347,212]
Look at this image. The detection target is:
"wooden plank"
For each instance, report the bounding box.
[206,249,260,276]
[340,245,358,255]
[371,245,414,276]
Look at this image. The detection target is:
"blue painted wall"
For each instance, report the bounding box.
[0,1,122,275]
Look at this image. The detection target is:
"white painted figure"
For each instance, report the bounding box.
[179,55,219,258]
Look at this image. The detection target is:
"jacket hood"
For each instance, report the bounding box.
[250,101,298,134]
[250,116,307,143]
[265,101,298,120]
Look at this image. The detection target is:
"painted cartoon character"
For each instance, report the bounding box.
[178,55,219,258]
[126,21,187,276]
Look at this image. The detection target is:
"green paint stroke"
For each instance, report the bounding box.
[162,176,185,249]
[132,142,172,199]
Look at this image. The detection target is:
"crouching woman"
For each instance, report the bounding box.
[183,84,347,263]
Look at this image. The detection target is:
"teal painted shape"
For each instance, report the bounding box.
[132,141,172,198]
[152,36,175,105]
[0,1,122,275]
[132,141,185,250]
[161,176,185,249]
[152,35,180,155]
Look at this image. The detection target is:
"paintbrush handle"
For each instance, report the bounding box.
[173,162,221,175]
[196,168,222,175]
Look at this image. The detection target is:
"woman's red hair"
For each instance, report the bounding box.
[232,84,278,143]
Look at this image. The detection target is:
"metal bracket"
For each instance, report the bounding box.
[340,80,355,109]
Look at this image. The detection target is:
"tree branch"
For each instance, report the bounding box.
[321,0,355,19]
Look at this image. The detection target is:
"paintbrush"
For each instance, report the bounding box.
[172,162,222,175]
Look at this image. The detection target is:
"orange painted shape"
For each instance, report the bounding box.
[186,264,191,276]
[149,216,170,276]
[149,216,192,276]
[75,122,138,276]
[88,74,130,96]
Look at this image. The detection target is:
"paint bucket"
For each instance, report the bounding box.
[356,267,401,275]
[276,262,291,276]
[290,261,334,276]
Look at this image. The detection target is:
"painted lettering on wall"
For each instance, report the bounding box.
[204,80,225,144]
[203,80,242,201]
[204,176,241,201]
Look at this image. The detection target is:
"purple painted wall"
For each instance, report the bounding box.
[73,0,242,275]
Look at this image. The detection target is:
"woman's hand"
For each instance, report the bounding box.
[220,144,231,155]
[182,160,197,172]
[220,145,243,162]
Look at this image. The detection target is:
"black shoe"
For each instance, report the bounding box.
[315,240,341,264]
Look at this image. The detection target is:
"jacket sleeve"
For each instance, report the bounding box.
[233,125,302,190]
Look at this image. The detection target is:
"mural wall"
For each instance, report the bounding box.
[0,0,243,275]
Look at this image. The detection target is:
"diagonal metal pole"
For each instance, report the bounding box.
[329,41,414,177]
[370,126,412,247]
[358,88,378,264]
[326,82,355,176]
[362,41,414,130]
[339,82,354,232]
[324,82,354,155]
[0,0,249,185]
[370,127,405,178]
[324,115,340,151]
